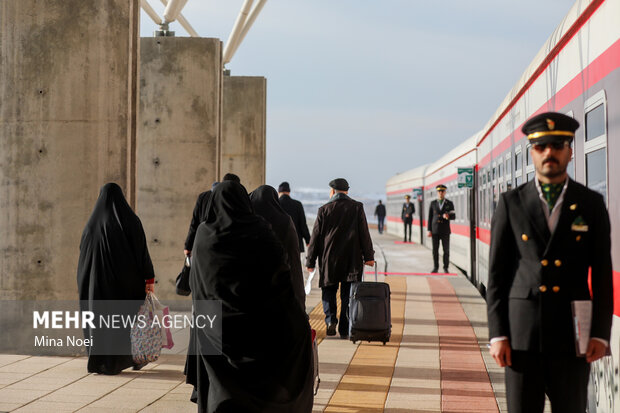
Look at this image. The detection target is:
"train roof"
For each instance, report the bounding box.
[477,0,596,146]
[425,133,480,179]
[386,164,430,191]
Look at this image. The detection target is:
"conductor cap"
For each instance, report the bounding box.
[329,178,349,191]
[436,184,447,191]
[522,112,579,144]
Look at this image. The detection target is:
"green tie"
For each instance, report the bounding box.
[540,183,563,211]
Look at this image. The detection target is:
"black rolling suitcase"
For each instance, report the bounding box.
[348,264,391,344]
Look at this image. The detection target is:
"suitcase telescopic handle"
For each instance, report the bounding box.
[374,262,378,282]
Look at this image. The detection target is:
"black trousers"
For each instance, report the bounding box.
[377,216,385,233]
[431,234,449,269]
[321,281,352,336]
[506,350,590,413]
[403,221,412,241]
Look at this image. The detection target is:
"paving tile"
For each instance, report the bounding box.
[12,400,85,412]
[0,402,24,412]
[138,400,196,412]
[0,387,50,404]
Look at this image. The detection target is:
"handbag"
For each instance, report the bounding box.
[130,292,162,364]
[175,255,191,296]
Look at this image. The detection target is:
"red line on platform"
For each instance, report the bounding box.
[364,271,457,276]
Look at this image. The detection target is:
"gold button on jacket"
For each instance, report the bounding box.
[522,234,528,241]
[555,260,562,267]
[541,259,549,267]
[553,286,560,293]
[539,285,548,293]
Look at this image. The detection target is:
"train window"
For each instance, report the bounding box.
[567,156,575,179]
[516,176,522,186]
[527,171,535,182]
[526,144,532,166]
[483,173,486,185]
[515,151,523,172]
[498,163,503,178]
[585,104,605,141]
[492,167,496,180]
[583,90,608,203]
[505,157,512,177]
[586,148,607,203]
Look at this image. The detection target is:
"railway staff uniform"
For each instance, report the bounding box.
[427,185,455,273]
[401,195,415,241]
[486,112,613,413]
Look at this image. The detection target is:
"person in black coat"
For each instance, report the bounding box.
[427,185,455,272]
[77,183,155,375]
[306,178,375,338]
[250,185,306,312]
[189,181,314,412]
[487,112,613,413]
[401,195,415,241]
[278,182,311,252]
[374,200,386,234]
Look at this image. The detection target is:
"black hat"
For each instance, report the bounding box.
[278,182,290,192]
[329,178,349,191]
[436,184,447,191]
[404,195,411,199]
[521,112,579,144]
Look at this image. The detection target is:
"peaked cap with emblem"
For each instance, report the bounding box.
[436,184,447,191]
[521,111,579,145]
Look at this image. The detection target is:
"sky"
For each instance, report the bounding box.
[139,0,577,195]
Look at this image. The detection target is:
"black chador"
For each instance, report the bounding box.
[189,181,313,413]
[250,185,306,312]
[77,183,155,375]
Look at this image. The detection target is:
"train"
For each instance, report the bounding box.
[385,0,619,411]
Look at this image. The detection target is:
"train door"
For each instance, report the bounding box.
[469,169,477,286]
[416,187,424,244]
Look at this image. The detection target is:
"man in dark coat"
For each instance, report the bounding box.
[278,181,311,252]
[487,112,613,413]
[427,184,455,273]
[306,178,375,338]
[374,200,386,234]
[401,195,415,241]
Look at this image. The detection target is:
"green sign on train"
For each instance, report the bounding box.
[458,167,474,188]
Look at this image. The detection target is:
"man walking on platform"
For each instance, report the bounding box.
[487,112,613,413]
[278,182,311,253]
[306,178,375,339]
[374,200,386,234]
[401,195,415,241]
[427,185,454,272]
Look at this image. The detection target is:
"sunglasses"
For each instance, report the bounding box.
[437,189,446,192]
[532,141,569,152]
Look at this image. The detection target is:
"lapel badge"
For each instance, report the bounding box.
[569,204,577,211]
[571,215,588,232]
[546,118,555,130]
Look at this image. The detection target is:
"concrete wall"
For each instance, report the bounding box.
[138,37,222,300]
[0,0,140,300]
[221,76,267,192]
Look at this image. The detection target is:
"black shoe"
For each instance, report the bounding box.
[443,267,449,273]
[326,323,337,336]
[431,268,438,273]
[133,362,148,371]
[340,334,349,340]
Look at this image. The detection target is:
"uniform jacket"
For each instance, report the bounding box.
[401,202,415,223]
[375,204,386,218]
[486,179,613,353]
[279,194,311,252]
[427,199,455,235]
[305,193,375,287]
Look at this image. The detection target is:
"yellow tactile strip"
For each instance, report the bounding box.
[323,276,406,412]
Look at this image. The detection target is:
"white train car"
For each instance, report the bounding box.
[385,165,428,243]
[386,0,620,409]
[423,135,478,278]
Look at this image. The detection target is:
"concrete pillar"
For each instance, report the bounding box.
[0,0,140,300]
[221,76,267,192]
[138,37,222,300]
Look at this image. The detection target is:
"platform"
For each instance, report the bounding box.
[0,231,507,413]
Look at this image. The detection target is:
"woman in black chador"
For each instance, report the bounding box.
[77,183,155,375]
[189,181,313,413]
[250,184,306,312]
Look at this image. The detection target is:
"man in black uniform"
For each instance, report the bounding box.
[374,200,386,234]
[487,112,613,413]
[401,195,415,241]
[427,185,455,272]
[278,182,311,252]
[306,178,375,338]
